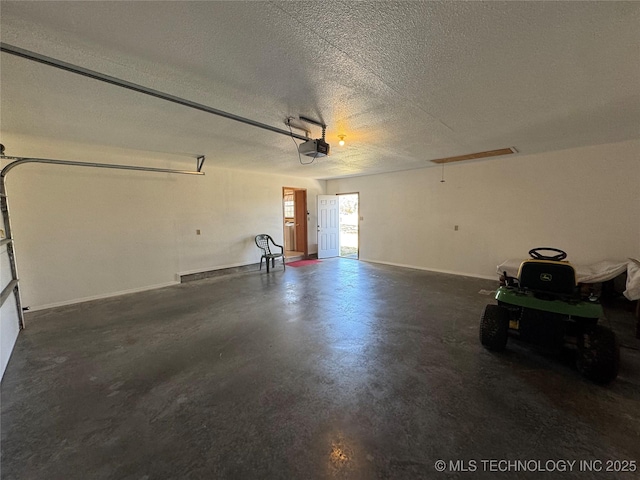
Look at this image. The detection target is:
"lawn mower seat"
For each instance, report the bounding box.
[518,260,577,297]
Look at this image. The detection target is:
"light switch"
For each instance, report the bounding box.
[454,225,459,231]
[196,229,201,235]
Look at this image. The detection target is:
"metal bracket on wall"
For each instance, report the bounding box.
[197,155,206,173]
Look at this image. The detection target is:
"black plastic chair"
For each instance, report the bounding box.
[255,234,285,273]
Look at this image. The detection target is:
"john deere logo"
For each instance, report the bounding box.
[540,273,553,282]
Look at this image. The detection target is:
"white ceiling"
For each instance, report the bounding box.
[1,1,638,179]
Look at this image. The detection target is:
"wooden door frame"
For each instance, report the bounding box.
[282,187,308,258]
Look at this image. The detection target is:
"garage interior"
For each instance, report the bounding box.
[1,2,639,479]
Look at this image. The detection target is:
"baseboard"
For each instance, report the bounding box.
[180,263,262,283]
[26,281,180,312]
[178,260,260,277]
[359,258,497,281]
[26,260,495,312]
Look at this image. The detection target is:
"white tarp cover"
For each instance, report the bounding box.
[496,258,640,301]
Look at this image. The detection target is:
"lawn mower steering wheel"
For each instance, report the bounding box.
[528,247,567,261]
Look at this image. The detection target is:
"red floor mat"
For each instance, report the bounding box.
[287,259,321,267]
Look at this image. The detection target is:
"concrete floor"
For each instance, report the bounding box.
[2,259,639,479]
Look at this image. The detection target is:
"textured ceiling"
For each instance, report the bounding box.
[1,1,638,179]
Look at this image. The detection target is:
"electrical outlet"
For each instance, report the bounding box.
[454,225,459,231]
[196,229,201,235]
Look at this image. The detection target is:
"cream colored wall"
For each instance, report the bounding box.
[327,140,640,278]
[3,139,325,309]
[5,138,638,312]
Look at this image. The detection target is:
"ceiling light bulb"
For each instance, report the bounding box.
[338,135,345,147]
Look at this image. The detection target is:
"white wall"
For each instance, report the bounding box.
[4,138,638,313]
[3,140,325,310]
[327,140,640,278]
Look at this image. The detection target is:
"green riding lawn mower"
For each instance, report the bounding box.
[480,248,620,384]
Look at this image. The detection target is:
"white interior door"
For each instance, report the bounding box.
[317,195,339,258]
